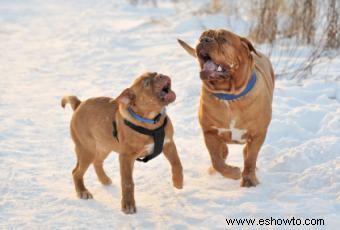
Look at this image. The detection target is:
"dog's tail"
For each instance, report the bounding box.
[61,96,81,111]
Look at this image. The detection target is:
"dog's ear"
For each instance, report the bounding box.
[240,37,260,57]
[177,39,197,58]
[116,88,135,106]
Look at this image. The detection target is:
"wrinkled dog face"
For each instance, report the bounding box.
[196,29,257,93]
[130,72,176,108]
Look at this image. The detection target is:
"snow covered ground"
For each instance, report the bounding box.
[0,0,339,229]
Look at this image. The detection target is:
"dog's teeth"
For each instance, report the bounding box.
[217,65,222,72]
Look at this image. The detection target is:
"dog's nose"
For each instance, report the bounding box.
[200,36,213,43]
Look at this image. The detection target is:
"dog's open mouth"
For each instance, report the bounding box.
[161,83,170,94]
[199,51,229,81]
[159,79,176,104]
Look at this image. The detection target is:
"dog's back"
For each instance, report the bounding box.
[253,52,275,95]
[62,96,118,154]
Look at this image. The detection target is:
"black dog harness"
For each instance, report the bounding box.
[112,107,168,163]
[124,117,168,162]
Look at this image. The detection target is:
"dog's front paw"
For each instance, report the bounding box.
[77,190,93,199]
[121,198,136,214]
[173,173,183,189]
[241,174,259,187]
[222,165,241,180]
[100,176,112,186]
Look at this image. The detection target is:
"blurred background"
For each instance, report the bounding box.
[128,0,339,78]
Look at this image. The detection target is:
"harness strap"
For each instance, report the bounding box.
[124,117,168,163]
[112,120,119,142]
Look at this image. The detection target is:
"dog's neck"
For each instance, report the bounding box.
[212,71,257,101]
[119,104,165,124]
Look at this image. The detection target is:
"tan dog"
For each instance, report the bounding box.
[61,72,183,214]
[178,29,274,187]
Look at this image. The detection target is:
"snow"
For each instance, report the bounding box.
[0,0,339,229]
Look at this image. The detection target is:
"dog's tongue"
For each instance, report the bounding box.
[203,60,217,72]
[163,91,176,104]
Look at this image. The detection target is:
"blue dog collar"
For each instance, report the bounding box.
[213,72,257,101]
[127,107,165,124]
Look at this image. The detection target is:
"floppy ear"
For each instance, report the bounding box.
[177,39,197,58]
[240,37,260,57]
[116,88,135,106]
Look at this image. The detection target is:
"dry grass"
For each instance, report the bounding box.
[201,0,339,78]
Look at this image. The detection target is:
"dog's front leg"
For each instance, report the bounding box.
[119,154,136,214]
[241,134,266,187]
[203,131,241,179]
[163,141,183,189]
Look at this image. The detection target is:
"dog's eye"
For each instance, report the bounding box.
[200,36,213,43]
[219,37,227,43]
[143,78,152,87]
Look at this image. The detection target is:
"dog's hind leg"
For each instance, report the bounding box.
[204,131,241,180]
[72,145,94,199]
[94,158,112,185]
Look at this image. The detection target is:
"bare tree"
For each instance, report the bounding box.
[285,1,302,39]
[284,0,315,44]
[325,0,339,49]
[251,0,279,43]
[301,0,316,44]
